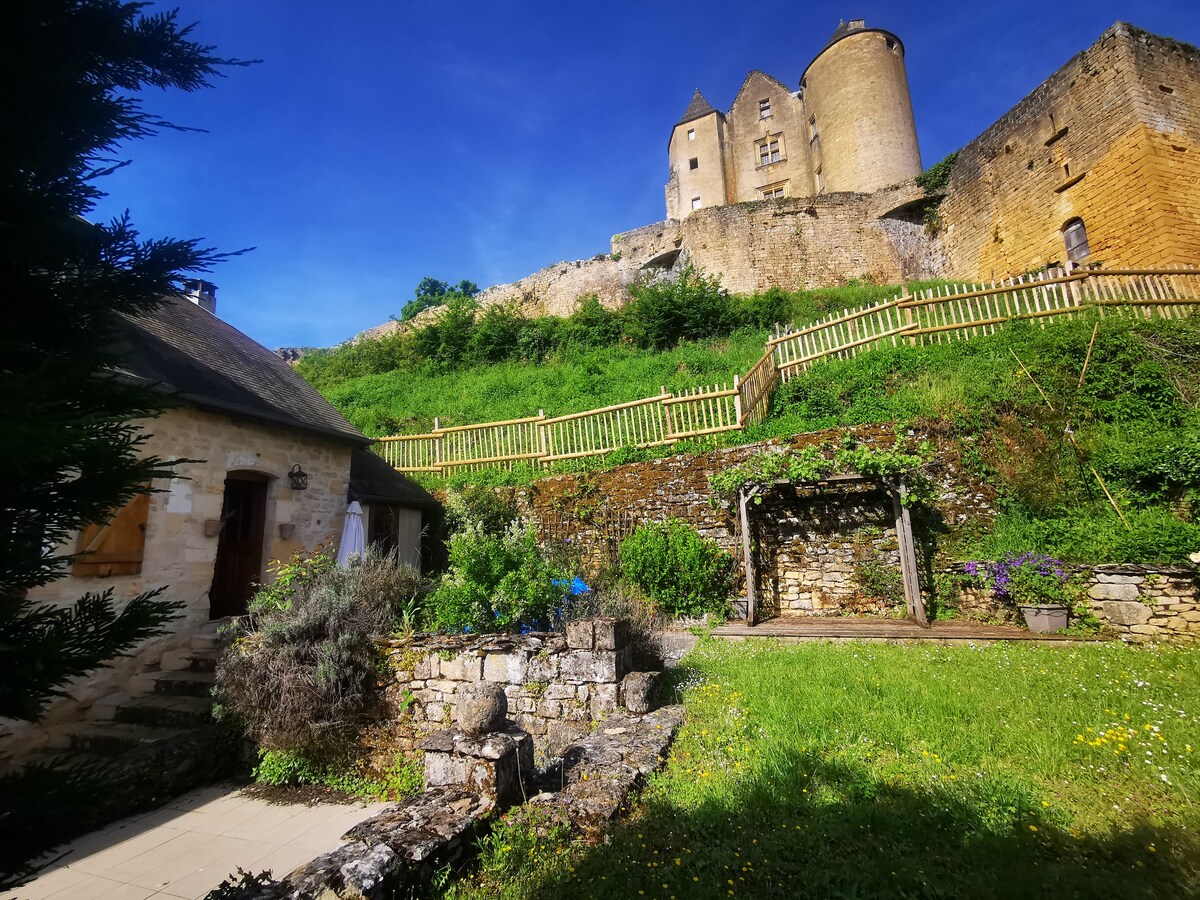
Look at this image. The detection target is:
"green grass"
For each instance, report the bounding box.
[447,640,1200,899]
[326,328,768,436]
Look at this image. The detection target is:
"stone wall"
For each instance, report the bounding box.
[472,255,630,317]
[954,565,1199,643]
[381,618,642,757]
[515,426,994,618]
[1,405,355,761]
[938,23,1200,279]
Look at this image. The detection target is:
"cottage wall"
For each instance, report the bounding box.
[2,406,354,758]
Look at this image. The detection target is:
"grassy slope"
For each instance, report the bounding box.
[325,328,767,436]
[451,640,1200,900]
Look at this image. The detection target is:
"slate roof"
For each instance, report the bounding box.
[676,89,719,127]
[348,448,440,508]
[112,295,368,445]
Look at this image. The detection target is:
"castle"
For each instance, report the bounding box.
[352,20,1199,341]
[665,19,922,220]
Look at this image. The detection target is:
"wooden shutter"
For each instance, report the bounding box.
[72,493,151,577]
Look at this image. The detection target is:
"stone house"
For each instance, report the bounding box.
[0,284,437,761]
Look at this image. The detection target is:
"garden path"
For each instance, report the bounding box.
[3,782,386,900]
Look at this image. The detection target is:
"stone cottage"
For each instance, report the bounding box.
[0,284,437,761]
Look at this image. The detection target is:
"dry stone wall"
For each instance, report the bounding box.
[954,565,1199,643]
[381,618,642,757]
[517,426,994,618]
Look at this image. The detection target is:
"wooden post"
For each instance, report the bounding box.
[892,478,927,626]
[738,487,758,626]
[902,284,915,347]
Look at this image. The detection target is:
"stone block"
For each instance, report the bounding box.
[483,652,528,685]
[1097,600,1153,626]
[537,699,562,718]
[414,655,438,680]
[420,725,534,807]
[560,650,620,684]
[544,683,575,701]
[621,671,662,714]
[593,618,630,651]
[440,652,483,682]
[1088,583,1141,602]
[566,620,595,650]
[526,653,558,682]
[1129,624,1163,635]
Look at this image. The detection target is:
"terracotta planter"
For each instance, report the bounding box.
[1019,604,1069,632]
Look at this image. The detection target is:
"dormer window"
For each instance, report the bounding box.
[759,99,772,119]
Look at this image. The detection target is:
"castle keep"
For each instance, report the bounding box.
[665,19,922,220]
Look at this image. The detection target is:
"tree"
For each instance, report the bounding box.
[399,276,480,321]
[0,1,247,722]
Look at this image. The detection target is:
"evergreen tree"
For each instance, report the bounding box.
[0,1,248,722]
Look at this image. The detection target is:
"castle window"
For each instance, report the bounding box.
[759,98,772,119]
[687,128,695,141]
[689,157,699,170]
[815,166,825,193]
[886,37,897,52]
[691,196,702,211]
[1062,218,1090,262]
[757,137,782,166]
[761,184,786,200]
[808,116,819,142]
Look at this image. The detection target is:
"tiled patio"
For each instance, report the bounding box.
[4,783,387,900]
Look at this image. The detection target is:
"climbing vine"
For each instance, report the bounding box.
[708,440,935,508]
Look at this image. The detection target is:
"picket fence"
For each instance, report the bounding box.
[375,266,1199,475]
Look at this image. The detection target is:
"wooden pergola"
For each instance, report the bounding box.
[735,473,927,627]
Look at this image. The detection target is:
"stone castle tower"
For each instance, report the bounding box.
[665,19,922,220]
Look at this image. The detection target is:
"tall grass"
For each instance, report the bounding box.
[326,329,767,436]
[449,640,1200,899]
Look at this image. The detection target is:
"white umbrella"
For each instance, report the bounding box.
[336,501,365,565]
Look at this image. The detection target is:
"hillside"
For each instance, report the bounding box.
[296,275,1200,563]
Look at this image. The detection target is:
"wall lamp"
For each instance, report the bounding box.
[288,464,309,491]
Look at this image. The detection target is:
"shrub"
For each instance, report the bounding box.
[252,748,422,800]
[426,523,565,633]
[622,265,731,351]
[442,484,518,537]
[215,550,426,760]
[618,519,733,618]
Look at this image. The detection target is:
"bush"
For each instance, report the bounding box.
[252,748,422,800]
[619,519,733,618]
[215,550,427,760]
[442,484,518,537]
[622,266,731,351]
[426,523,565,633]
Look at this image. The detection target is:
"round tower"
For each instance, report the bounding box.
[800,20,921,194]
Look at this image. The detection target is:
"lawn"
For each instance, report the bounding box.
[447,640,1200,899]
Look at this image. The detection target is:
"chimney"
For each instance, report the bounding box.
[183,279,218,315]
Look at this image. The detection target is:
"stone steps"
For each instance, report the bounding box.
[66,722,193,756]
[128,669,216,698]
[112,694,214,729]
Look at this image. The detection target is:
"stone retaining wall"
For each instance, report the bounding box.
[380,618,641,756]
[953,565,1199,643]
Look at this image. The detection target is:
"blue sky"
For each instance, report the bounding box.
[93,1,1200,350]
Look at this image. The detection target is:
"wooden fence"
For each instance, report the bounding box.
[376,266,1199,474]
[768,267,1200,381]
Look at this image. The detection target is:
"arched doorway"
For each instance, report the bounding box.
[209,471,270,618]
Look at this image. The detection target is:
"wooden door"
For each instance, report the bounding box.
[209,473,268,618]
